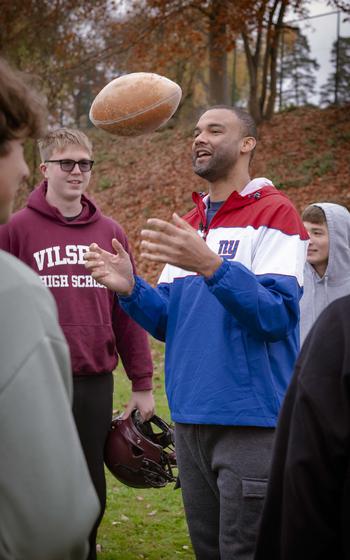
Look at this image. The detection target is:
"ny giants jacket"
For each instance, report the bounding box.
[120,182,308,426]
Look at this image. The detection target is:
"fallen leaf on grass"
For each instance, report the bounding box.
[148,510,157,516]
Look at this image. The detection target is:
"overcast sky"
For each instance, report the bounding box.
[287,0,350,103]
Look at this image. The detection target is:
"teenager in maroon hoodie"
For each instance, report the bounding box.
[0,127,154,560]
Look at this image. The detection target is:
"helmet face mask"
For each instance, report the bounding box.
[104,410,176,489]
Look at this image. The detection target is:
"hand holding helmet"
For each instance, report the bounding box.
[104,409,176,489]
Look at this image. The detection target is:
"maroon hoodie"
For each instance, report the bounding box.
[0,181,153,389]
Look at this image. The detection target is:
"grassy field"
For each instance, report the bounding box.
[97,339,195,559]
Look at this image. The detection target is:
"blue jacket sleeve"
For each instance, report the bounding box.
[205,259,301,341]
[110,227,154,390]
[119,276,169,341]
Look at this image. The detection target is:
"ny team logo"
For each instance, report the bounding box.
[218,239,240,260]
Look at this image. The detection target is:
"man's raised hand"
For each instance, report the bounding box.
[84,239,135,296]
[140,212,222,277]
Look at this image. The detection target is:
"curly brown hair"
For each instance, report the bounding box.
[0,57,47,156]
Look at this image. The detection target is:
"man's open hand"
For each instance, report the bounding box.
[84,239,135,295]
[140,213,222,277]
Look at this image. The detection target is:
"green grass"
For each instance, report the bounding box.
[98,339,194,559]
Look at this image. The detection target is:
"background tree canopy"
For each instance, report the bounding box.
[1,0,348,127]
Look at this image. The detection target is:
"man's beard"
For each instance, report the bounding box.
[192,151,237,182]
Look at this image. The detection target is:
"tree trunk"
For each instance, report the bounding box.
[240,0,291,122]
[260,0,279,114]
[242,32,262,123]
[265,0,288,119]
[208,0,229,105]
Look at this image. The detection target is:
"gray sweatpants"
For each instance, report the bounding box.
[175,424,275,560]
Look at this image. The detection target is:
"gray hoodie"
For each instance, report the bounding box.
[300,202,350,345]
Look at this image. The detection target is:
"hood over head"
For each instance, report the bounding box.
[305,202,350,285]
[300,201,350,344]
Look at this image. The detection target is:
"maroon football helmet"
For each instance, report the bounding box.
[104,409,176,488]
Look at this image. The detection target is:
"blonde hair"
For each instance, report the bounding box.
[0,57,47,156]
[38,127,93,162]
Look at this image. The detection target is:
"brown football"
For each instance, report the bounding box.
[89,72,182,136]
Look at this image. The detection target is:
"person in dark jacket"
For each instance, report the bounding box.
[0,57,99,560]
[0,126,154,560]
[255,294,350,560]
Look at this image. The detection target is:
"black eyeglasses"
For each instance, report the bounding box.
[44,159,94,173]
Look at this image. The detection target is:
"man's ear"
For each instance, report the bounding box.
[39,162,47,177]
[241,136,256,155]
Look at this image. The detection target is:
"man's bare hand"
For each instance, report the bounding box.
[84,239,135,295]
[140,212,222,277]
